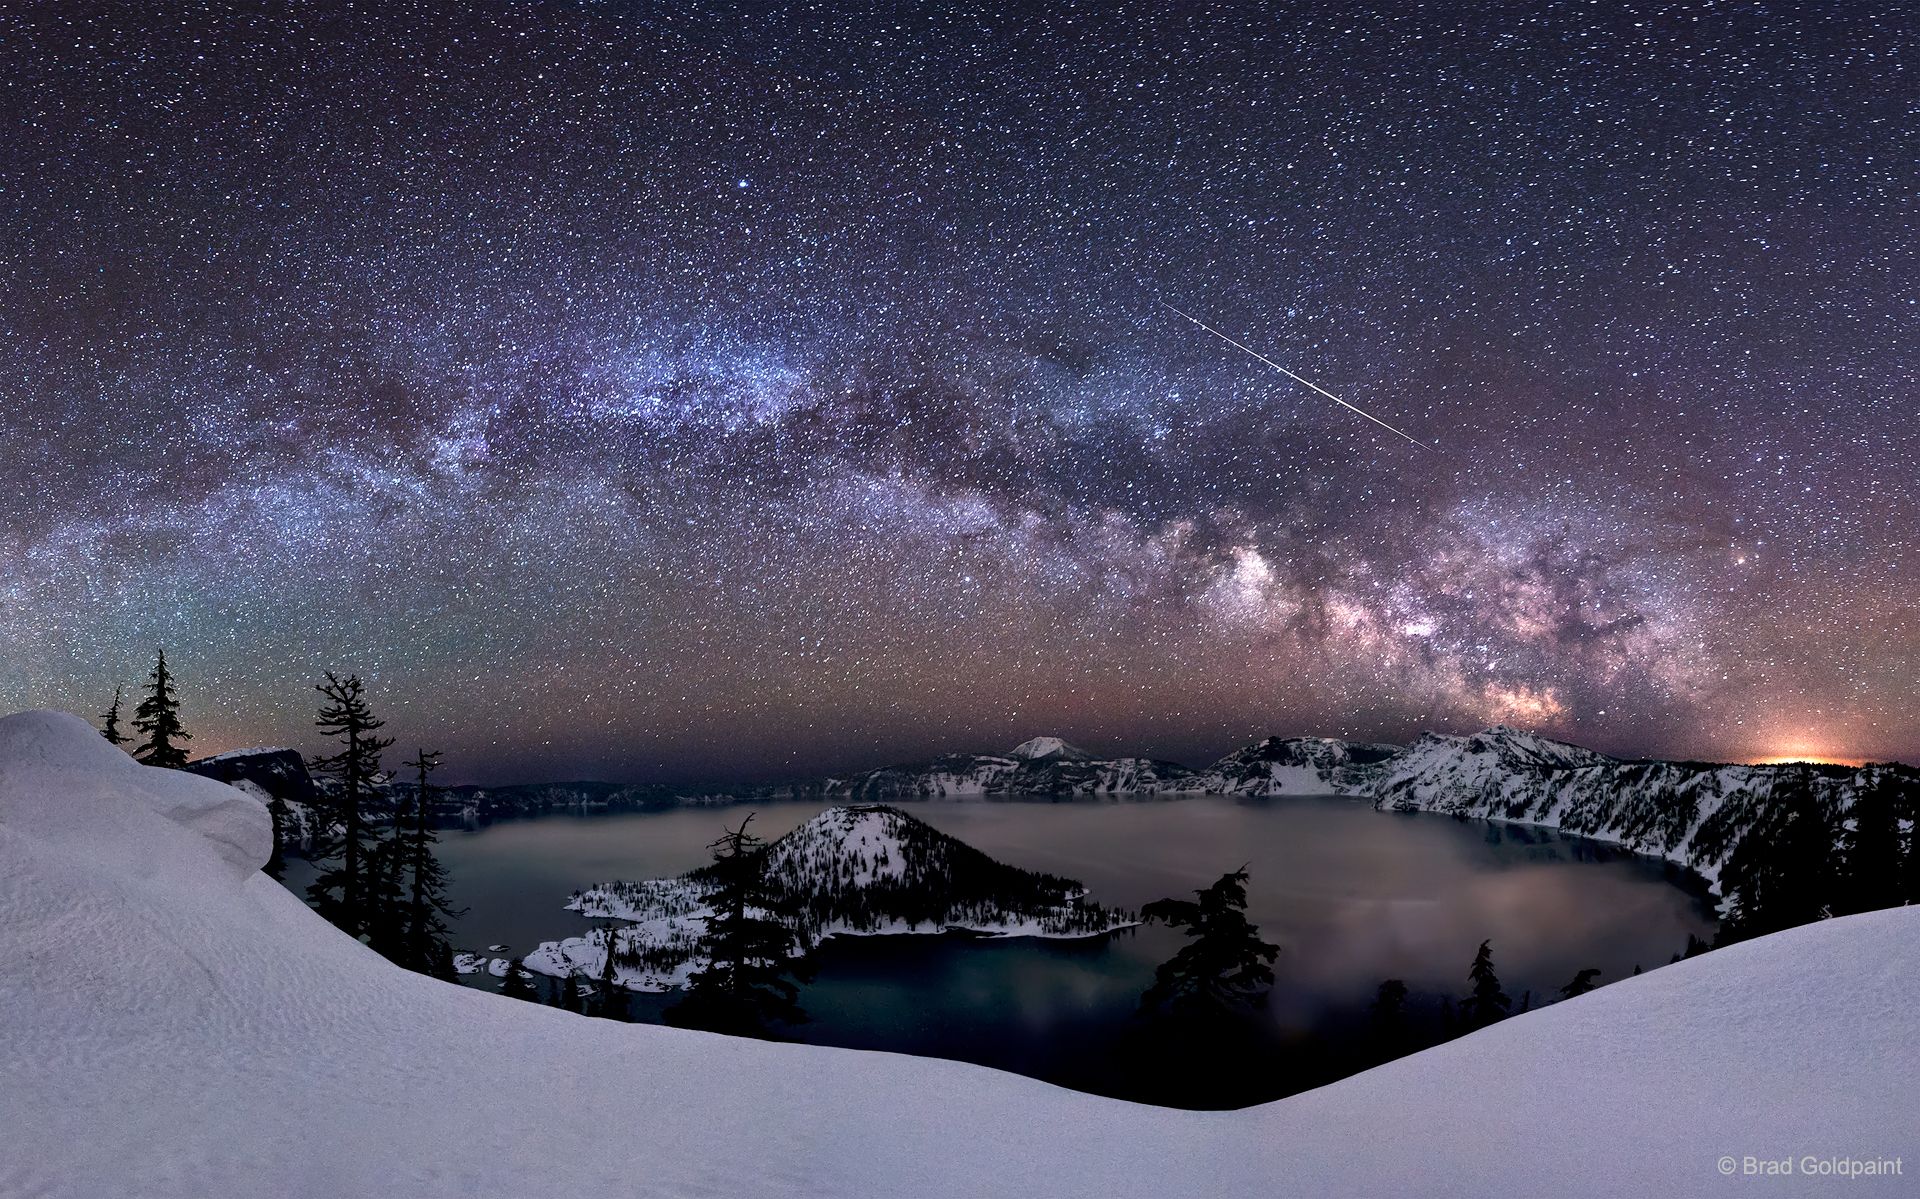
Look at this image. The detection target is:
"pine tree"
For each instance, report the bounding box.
[361,832,409,961]
[1718,771,1840,944]
[596,923,621,1015]
[1458,939,1511,1030]
[263,793,293,881]
[500,958,540,1002]
[1839,776,1904,915]
[561,971,584,1013]
[1137,867,1280,1016]
[378,748,463,978]
[304,672,394,940]
[665,813,810,1037]
[1366,978,1411,1062]
[1559,968,1602,1000]
[99,684,128,747]
[131,649,191,768]
[1906,793,1920,905]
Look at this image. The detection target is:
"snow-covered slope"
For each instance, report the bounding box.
[1009,735,1092,761]
[2,710,1914,1197]
[534,805,1135,990]
[1180,726,1916,892]
[829,739,1194,798]
[1192,735,1402,795]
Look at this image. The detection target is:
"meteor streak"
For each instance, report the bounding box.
[1159,301,1435,451]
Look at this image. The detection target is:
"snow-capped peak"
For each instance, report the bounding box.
[1009,736,1091,761]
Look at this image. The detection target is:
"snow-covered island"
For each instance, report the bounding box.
[2,710,1916,1196]
[524,804,1137,990]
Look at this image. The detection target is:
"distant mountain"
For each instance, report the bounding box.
[1192,735,1401,796]
[1008,736,1091,761]
[518,805,1136,990]
[193,729,1917,908]
[187,747,320,805]
[824,739,1194,799]
[1182,725,1916,892]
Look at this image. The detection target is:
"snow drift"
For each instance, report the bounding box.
[0,710,1912,1197]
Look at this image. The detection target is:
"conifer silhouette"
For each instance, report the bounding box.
[500,958,540,1002]
[131,649,191,768]
[98,684,128,747]
[1559,968,1601,1000]
[1458,939,1511,1030]
[1137,867,1279,1015]
[304,672,394,939]
[380,748,462,978]
[666,813,810,1037]
[1840,775,1905,915]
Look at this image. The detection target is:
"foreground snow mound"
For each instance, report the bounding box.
[1,709,1913,1198]
[0,710,272,873]
[537,805,1135,990]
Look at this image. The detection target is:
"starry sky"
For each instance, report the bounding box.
[2,1,1914,783]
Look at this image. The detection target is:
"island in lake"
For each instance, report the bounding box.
[490,805,1137,991]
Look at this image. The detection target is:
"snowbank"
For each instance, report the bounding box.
[0,710,1911,1197]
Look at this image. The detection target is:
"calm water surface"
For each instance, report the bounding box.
[330,796,1719,1105]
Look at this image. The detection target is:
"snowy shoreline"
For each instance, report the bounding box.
[510,805,1139,991]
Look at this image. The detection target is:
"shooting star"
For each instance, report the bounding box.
[1159,301,1435,452]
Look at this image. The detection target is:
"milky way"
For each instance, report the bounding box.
[2,2,1914,781]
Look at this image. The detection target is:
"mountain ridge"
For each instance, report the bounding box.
[191,726,1919,901]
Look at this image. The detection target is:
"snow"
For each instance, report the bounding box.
[1009,735,1091,761]
[1,709,1914,1197]
[540,805,1135,991]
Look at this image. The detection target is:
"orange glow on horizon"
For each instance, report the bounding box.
[1749,743,1866,768]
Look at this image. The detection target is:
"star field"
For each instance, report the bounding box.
[1,1,1913,781]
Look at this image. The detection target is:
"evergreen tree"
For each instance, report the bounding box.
[1458,940,1511,1030]
[361,832,409,961]
[596,923,621,1016]
[263,793,293,881]
[378,748,463,978]
[1366,978,1411,1062]
[131,649,191,768]
[99,684,128,747]
[561,971,584,1013]
[665,813,810,1037]
[500,958,540,1002]
[1906,792,1920,905]
[1559,968,1602,1000]
[1137,867,1280,1016]
[1839,776,1905,915]
[304,673,394,940]
[1717,771,1840,944]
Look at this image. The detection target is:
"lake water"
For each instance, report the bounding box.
[305,795,1719,1107]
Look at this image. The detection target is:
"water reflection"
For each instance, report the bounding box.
[329,795,1720,1106]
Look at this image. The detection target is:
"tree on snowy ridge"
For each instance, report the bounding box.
[131,649,191,768]
[98,684,128,747]
[304,672,394,940]
[377,748,462,979]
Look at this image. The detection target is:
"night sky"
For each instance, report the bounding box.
[3,2,1914,782]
